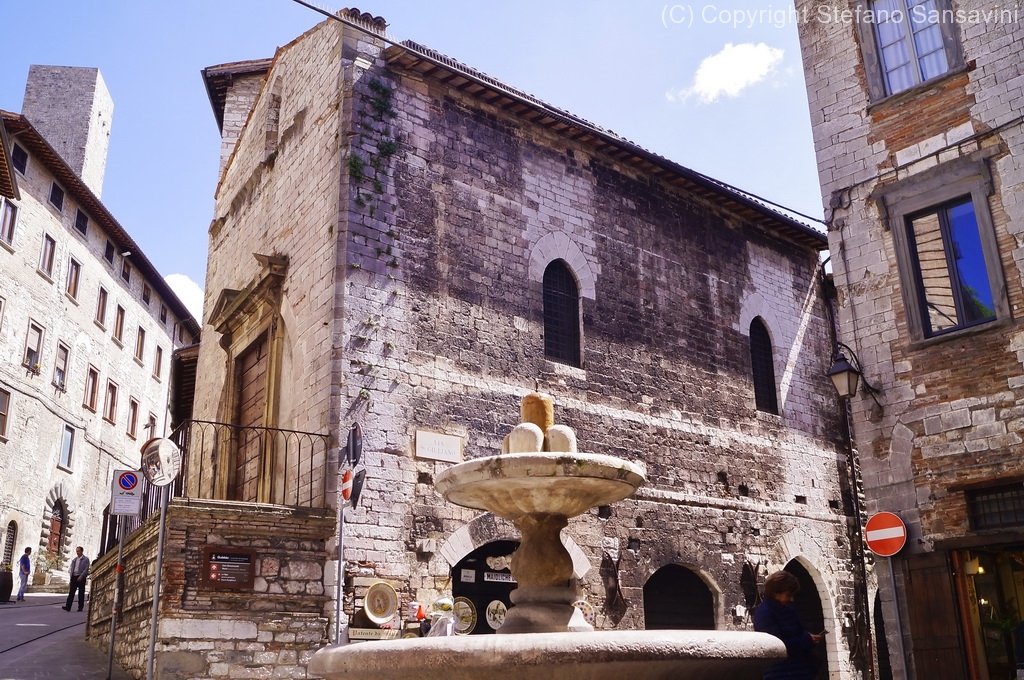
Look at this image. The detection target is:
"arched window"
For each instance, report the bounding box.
[749,318,778,414]
[2,521,16,566]
[543,260,581,367]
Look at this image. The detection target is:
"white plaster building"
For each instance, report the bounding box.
[0,66,199,582]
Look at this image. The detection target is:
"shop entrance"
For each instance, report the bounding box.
[451,539,519,635]
[955,546,1024,680]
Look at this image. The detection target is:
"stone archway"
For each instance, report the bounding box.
[438,513,592,579]
[41,483,76,566]
[768,528,840,680]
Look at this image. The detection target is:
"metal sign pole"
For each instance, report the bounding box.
[106,515,125,680]
[887,556,909,680]
[146,485,169,680]
[334,501,347,645]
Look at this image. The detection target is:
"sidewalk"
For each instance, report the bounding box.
[0,593,135,680]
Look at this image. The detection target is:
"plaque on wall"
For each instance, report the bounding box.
[201,547,257,590]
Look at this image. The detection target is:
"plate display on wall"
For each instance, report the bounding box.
[453,596,477,635]
[364,582,399,624]
[485,599,507,630]
[572,599,596,626]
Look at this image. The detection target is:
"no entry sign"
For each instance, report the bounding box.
[341,469,354,501]
[865,512,907,557]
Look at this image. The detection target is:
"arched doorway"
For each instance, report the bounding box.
[451,539,519,635]
[643,564,715,630]
[47,500,65,554]
[785,559,829,680]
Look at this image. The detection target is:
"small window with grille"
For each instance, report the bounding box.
[542,260,581,367]
[967,485,1024,531]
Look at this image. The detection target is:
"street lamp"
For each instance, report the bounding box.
[827,351,860,399]
[827,342,882,411]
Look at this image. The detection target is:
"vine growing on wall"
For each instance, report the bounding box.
[346,75,406,415]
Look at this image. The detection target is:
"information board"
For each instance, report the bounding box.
[201,547,257,590]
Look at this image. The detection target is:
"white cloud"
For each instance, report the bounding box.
[165,274,204,323]
[666,43,785,104]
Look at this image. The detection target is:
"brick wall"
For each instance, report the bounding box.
[86,499,334,679]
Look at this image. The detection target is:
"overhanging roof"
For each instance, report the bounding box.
[1,110,200,338]
[0,117,19,200]
[201,59,274,133]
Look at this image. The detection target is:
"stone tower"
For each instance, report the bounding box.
[21,65,113,196]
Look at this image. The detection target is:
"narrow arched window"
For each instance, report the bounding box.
[750,318,778,414]
[543,260,581,367]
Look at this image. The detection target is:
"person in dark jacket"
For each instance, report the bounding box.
[754,570,824,680]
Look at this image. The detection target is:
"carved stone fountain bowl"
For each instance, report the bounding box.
[434,452,646,519]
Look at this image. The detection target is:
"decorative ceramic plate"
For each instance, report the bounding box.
[453,596,477,635]
[485,599,507,630]
[364,582,399,624]
[572,599,596,626]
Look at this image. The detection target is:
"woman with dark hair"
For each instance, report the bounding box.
[754,570,824,680]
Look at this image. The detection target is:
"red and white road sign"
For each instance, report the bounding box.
[341,469,354,501]
[865,512,907,557]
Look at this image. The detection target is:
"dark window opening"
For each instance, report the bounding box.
[49,183,64,212]
[542,260,581,367]
[967,484,1024,530]
[74,209,88,235]
[11,144,28,174]
[750,318,779,414]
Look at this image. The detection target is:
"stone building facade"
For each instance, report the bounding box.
[796,1,1024,678]
[190,10,867,679]
[0,66,198,584]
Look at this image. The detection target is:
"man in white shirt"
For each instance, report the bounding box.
[62,546,90,612]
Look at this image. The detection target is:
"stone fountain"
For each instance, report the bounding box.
[309,393,785,679]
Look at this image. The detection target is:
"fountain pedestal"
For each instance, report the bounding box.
[309,395,787,679]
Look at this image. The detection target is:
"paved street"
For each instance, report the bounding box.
[0,593,134,680]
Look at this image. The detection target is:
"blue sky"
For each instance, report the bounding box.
[0,1,823,321]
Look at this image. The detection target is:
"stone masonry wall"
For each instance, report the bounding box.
[795,0,1024,549]
[796,2,1024,677]
[86,499,334,680]
[195,17,865,678]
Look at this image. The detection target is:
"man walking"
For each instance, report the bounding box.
[62,546,89,612]
[16,547,31,601]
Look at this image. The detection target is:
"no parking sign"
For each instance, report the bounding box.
[110,469,143,516]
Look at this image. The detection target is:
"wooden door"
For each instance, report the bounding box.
[234,334,268,502]
[904,552,969,679]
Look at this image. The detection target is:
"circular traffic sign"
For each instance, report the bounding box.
[119,471,139,490]
[865,511,907,557]
[341,469,354,501]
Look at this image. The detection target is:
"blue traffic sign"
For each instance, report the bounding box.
[119,472,139,490]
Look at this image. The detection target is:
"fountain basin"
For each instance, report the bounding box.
[435,452,646,519]
[309,629,786,680]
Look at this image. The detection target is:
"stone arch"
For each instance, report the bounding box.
[42,483,76,562]
[737,291,782,343]
[641,560,725,627]
[642,562,720,630]
[439,513,593,579]
[768,528,840,680]
[528,232,597,300]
